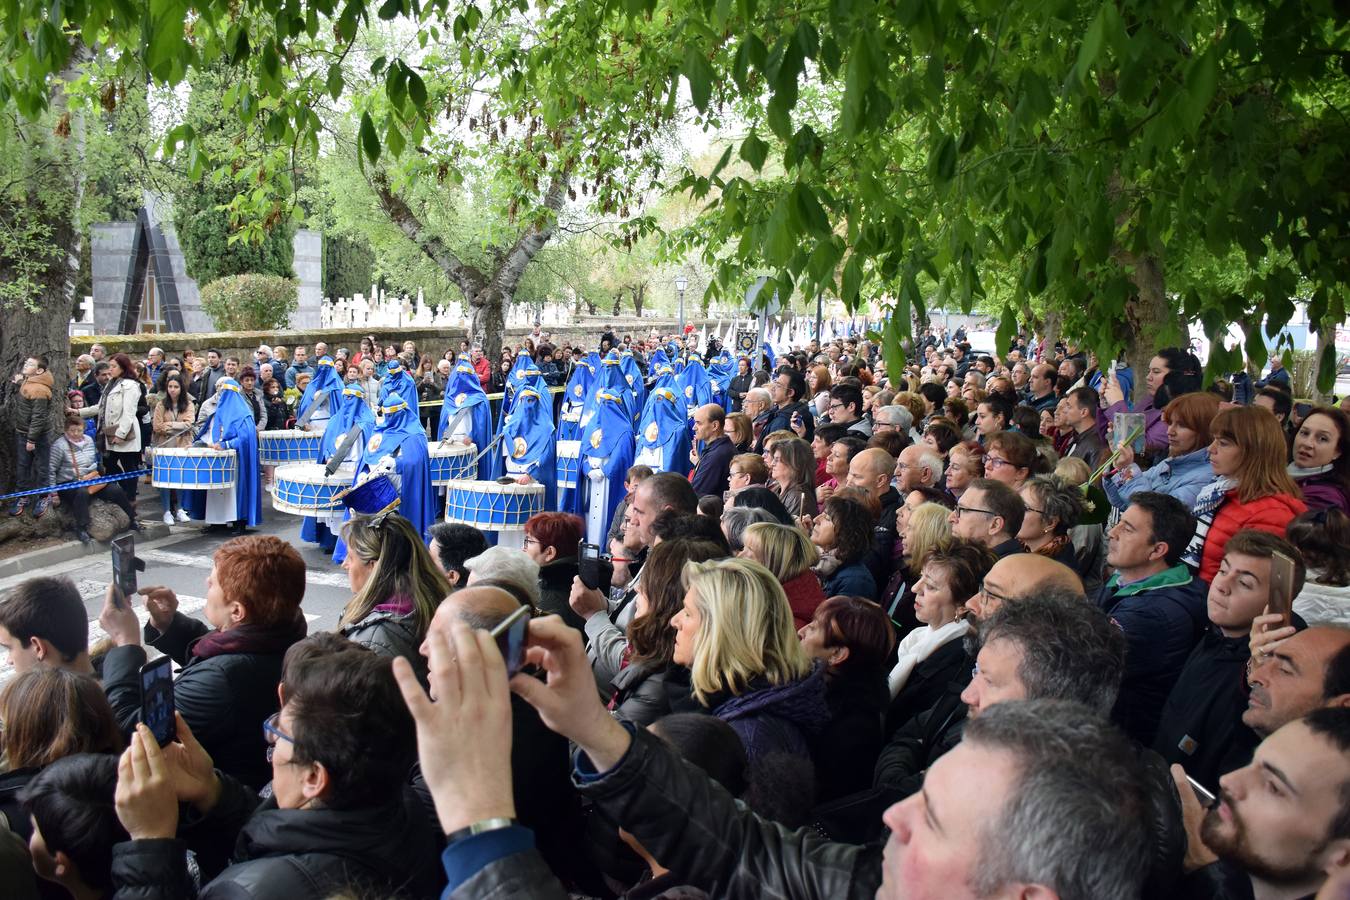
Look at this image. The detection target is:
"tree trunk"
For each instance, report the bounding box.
[469,287,508,361]
[632,283,645,317]
[1116,249,1170,387]
[611,292,623,317]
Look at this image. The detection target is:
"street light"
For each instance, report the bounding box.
[674,275,688,336]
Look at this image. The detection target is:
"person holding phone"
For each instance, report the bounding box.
[97,535,308,790]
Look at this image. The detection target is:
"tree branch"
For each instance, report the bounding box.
[369,170,487,299]
[493,175,567,297]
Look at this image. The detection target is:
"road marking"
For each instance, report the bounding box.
[139,549,350,588]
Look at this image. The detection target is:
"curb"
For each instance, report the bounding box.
[0,522,173,581]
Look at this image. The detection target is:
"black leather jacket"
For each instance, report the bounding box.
[451,729,883,900]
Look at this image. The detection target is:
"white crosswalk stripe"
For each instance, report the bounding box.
[139,548,350,588]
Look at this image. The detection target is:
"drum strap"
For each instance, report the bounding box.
[326,425,365,476]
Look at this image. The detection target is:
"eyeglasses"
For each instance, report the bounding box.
[523,535,541,547]
[977,580,1016,607]
[953,505,997,519]
[984,456,1010,470]
[263,712,295,764]
[1023,505,1046,516]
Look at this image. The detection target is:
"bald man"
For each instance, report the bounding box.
[848,448,901,588]
[895,444,944,493]
[690,403,733,497]
[964,553,1085,622]
[421,588,585,878]
[1244,626,1350,738]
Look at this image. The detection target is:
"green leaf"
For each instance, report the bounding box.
[326,64,344,101]
[792,183,830,237]
[407,69,428,108]
[709,144,734,181]
[378,0,401,20]
[1181,48,1219,132]
[1318,342,1337,394]
[883,303,907,379]
[739,131,768,170]
[385,121,406,157]
[928,133,957,184]
[1074,4,1108,85]
[841,32,874,137]
[359,111,381,163]
[684,47,715,114]
[840,255,862,305]
[764,193,797,266]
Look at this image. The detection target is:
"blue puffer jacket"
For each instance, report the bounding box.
[1097,565,1209,746]
[1104,447,1215,510]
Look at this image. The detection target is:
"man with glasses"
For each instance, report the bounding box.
[109,646,444,898]
[949,477,1025,558]
[826,383,870,437]
[743,387,772,452]
[894,444,944,494]
[762,367,814,444]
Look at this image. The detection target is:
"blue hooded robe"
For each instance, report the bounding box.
[301,383,377,550]
[335,392,434,562]
[558,355,596,443]
[378,360,419,416]
[438,359,494,480]
[634,386,693,477]
[497,386,557,511]
[581,390,636,544]
[678,354,715,422]
[297,356,343,433]
[647,347,669,378]
[619,349,647,420]
[186,378,262,527]
[596,352,636,422]
[707,349,734,411]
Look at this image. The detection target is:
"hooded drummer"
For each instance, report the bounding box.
[185,377,263,535]
[581,390,635,545]
[295,355,342,433]
[437,357,493,480]
[301,382,376,553]
[495,386,557,527]
[633,386,692,477]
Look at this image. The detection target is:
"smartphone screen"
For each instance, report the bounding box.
[110,532,137,601]
[1268,550,1296,626]
[1186,774,1217,808]
[489,605,531,677]
[139,656,176,747]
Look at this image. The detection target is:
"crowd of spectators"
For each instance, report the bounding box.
[2,324,1350,899]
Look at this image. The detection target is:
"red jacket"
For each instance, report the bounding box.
[782,569,827,630]
[473,356,491,388]
[1199,491,1307,582]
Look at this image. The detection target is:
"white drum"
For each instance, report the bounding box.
[429,442,478,486]
[258,430,322,465]
[443,479,545,532]
[152,448,237,490]
[270,463,356,516]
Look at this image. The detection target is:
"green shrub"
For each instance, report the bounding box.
[175,182,296,287]
[200,274,298,331]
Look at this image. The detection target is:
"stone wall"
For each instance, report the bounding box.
[70,316,721,360]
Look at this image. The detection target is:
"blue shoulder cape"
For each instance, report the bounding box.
[635,386,692,477]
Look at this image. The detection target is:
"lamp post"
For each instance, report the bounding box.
[675,275,688,337]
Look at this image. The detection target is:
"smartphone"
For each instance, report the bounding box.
[1186,774,1217,808]
[1294,401,1313,420]
[1268,550,1296,627]
[577,541,613,595]
[489,605,531,677]
[110,532,137,603]
[139,656,177,747]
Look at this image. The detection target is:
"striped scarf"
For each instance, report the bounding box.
[1181,476,1237,569]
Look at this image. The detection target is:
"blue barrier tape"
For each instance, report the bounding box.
[0,469,150,503]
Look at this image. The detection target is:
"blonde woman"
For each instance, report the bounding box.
[340,513,450,685]
[740,521,826,628]
[673,557,827,763]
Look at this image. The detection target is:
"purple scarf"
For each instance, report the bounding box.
[190,611,308,661]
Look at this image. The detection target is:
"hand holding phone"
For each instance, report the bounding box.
[489,605,531,677]
[139,656,177,747]
[577,541,613,595]
[1268,550,1296,627]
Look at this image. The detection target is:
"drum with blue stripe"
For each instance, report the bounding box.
[444,479,544,532]
[555,440,580,491]
[270,463,353,516]
[151,448,237,489]
[429,442,478,486]
[259,429,322,465]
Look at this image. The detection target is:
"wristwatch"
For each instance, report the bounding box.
[444,817,518,845]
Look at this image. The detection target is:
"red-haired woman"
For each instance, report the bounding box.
[97,535,308,790]
[524,511,586,629]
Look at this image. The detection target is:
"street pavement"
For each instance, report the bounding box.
[0,498,358,685]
